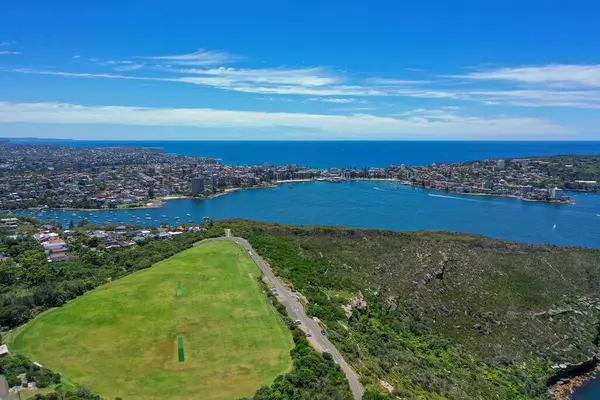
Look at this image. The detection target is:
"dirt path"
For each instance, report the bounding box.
[195,235,364,400]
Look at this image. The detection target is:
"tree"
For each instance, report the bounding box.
[19,249,46,269]
[87,236,100,248]
[148,187,155,199]
[0,262,23,286]
[69,220,74,229]
[78,218,89,228]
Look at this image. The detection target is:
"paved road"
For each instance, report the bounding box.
[195,236,364,400]
[0,375,9,400]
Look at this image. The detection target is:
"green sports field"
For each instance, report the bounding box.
[9,241,294,400]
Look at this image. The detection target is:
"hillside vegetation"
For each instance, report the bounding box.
[218,219,600,399]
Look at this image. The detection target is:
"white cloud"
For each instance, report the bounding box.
[10,69,162,82]
[0,50,21,55]
[394,108,468,121]
[465,89,600,109]
[72,55,81,59]
[454,64,600,88]
[368,78,431,85]
[8,68,461,99]
[167,66,340,86]
[331,107,377,111]
[0,101,566,139]
[114,63,144,71]
[12,49,600,111]
[143,49,241,66]
[0,42,11,46]
[307,98,357,103]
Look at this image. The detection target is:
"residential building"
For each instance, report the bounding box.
[42,238,67,251]
[551,187,565,199]
[191,177,205,194]
[211,174,218,192]
[1,217,19,227]
[522,185,534,194]
[481,181,494,190]
[48,249,70,262]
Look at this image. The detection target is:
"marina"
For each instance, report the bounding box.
[9,180,600,249]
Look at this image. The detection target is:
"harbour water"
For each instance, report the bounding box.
[9,181,600,249]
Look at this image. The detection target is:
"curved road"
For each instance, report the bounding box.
[195,235,364,400]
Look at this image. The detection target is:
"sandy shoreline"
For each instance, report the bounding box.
[1,178,572,213]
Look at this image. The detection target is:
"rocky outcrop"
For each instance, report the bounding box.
[352,292,368,310]
[422,251,451,284]
[386,295,398,311]
[533,308,572,318]
[548,356,599,386]
[341,291,369,319]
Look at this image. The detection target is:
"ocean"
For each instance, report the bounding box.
[7,139,600,168]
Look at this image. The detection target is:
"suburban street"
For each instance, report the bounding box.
[196,235,364,400]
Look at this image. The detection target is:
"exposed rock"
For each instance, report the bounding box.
[547,356,599,386]
[387,295,399,311]
[435,251,450,279]
[533,308,572,318]
[474,323,492,335]
[352,292,368,310]
[341,303,353,319]
[423,252,451,284]
[379,380,394,393]
[422,272,434,285]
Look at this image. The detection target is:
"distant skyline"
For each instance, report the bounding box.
[2,1,600,140]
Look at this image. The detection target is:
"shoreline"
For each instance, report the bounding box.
[0,179,394,213]
[554,365,600,399]
[0,178,575,213]
[398,182,575,205]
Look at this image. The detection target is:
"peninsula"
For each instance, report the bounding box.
[1,142,598,211]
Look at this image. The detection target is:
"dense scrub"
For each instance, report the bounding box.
[218,219,600,399]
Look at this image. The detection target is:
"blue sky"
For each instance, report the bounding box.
[2,0,600,140]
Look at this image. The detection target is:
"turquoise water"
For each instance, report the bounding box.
[10,181,600,249]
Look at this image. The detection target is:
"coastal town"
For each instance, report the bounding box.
[1,142,598,210]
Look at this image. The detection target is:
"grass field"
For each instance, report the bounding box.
[9,241,294,400]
